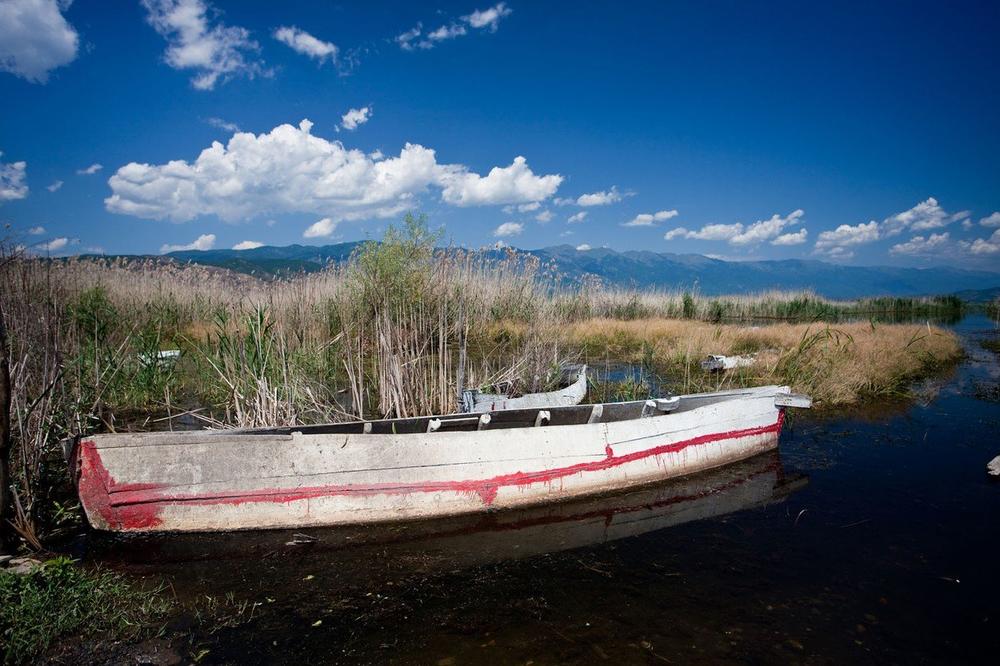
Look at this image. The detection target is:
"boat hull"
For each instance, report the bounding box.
[72,386,791,533]
[88,453,804,586]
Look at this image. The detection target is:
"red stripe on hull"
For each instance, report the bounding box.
[77,412,784,531]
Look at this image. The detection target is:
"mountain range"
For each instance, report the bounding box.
[159,242,1000,300]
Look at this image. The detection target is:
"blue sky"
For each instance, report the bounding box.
[1,0,999,269]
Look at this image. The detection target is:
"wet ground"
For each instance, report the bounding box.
[76,315,1000,665]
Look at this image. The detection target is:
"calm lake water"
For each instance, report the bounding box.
[82,315,1000,665]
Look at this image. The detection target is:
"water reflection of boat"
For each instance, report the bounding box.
[90,452,806,589]
[69,385,810,533]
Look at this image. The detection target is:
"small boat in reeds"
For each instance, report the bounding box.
[461,364,588,413]
[67,385,811,533]
[88,453,807,580]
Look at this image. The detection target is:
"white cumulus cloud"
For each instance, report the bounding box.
[964,229,1000,256]
[535,209,553,223]
[625,209,678,227]
[438,155,562,207]
[664,210,803,245]
[889,232,950,256]
[493,221,523,237]
[28,225,45,235]
[39,236,68,252]
[0,153,29,201]
[426,24,467,42]
[273,25,337,63]
[882,197,965,236]
[105,119,562,223]
[771,228,808,246]
[397,2,512,50]
[232,240,263,250]
[142,0,265,91]
[206,117,240,133]
[577,187,622,207]
[575,243,591,251]
[464,3,512,30]
[664,223,743,241]
[76,163,102,175]
[340,106,371,131]
[160,233,216,254]
[47,179,63,192]
[394,25,424,51]
[813,198,970,258]
[980,212,1000,228]
[730,209,804,246]
[814,221,880,253]
[303,217,338,238]
[0,0,79,83]
[567,211,587,223]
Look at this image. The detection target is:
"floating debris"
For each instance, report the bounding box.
[4,557,43,575]
[701,354,757,372]
[461,365,587,413]
[285,533,319,546]
[137,349,181,366]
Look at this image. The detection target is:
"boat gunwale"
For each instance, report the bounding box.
[80,385,793,449]
[97,408,782,498]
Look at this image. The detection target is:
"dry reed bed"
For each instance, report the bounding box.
[37,255,962,336]
[8,250,963,416]
[552,318,961,404]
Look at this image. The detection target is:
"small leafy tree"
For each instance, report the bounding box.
[349,212,443,320]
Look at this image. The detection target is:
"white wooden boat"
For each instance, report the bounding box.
[68,385,810,533]
[461,364,587,413]
[90,453,806,585]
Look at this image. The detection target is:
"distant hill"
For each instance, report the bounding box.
[950,286,1000,303]
[521,245,1000,299]
[164,242,365,277]
[154,242,1000,299]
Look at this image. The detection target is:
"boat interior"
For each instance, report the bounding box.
[231,389,773,438]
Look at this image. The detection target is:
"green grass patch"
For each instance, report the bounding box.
[0,557,172,664]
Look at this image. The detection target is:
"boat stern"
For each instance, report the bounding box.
[64,435,131,532]
[774,391,813,409]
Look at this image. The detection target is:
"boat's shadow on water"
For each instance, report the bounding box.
[83,452,805,601]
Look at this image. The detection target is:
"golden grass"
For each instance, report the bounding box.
[553,318,961,404]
